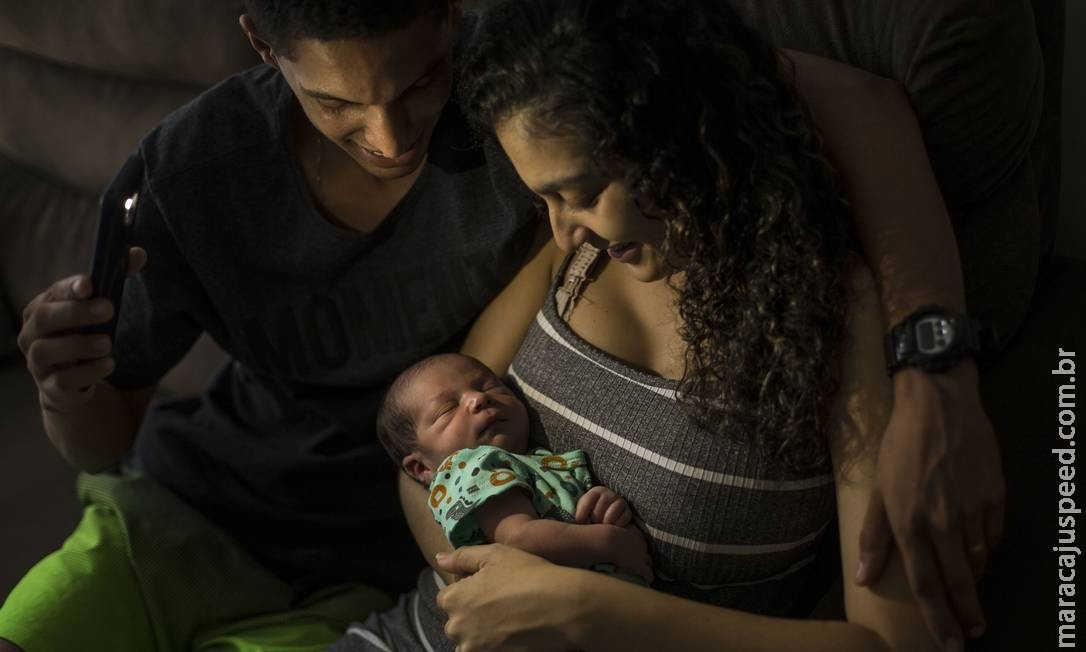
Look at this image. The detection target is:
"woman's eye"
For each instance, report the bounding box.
[412,73,434,89]
[570,190,603,212]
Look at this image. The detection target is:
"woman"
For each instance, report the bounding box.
[392,1,984,650]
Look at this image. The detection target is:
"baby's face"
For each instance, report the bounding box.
[404,356,530,479]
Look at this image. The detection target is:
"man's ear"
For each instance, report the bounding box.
[239,14,279,68]
[403,453,433,485]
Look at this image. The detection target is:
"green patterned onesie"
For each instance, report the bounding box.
[428,445,593,547]
[427,445,646,585]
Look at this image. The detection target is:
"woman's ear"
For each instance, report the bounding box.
[403,453,434,485]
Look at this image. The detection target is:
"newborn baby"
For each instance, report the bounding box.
[377,352,652,583]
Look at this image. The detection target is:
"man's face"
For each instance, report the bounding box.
[403,355,530,483]
[275,12,457,180]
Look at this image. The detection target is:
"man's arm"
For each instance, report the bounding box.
[786,48,965,318]
[40,383,154,473]
[788,49,999,644]
[17,250,155,472]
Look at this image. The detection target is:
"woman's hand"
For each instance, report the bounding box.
[436,544,590,651]
[857,361,1001,647]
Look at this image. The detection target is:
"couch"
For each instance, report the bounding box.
[0,1,1080,649]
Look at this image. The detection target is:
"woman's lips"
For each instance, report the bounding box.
[607,242,641,263]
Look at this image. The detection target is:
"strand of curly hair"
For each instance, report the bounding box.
[459,0,857,471]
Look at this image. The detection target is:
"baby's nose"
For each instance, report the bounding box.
[464,391,490,412]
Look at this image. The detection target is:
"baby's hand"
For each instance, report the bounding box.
[575,486,632,526]
[608,524,654,583]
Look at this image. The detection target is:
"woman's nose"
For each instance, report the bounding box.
[549,208,590,252]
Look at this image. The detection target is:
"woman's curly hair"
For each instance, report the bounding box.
[460,0,856,470]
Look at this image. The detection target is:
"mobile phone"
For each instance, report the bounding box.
[83,156,142,338]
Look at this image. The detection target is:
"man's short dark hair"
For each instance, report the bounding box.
[244,0,451,58]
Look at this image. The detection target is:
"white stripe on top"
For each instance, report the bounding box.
[534,312,679,400]
[346,626,393,652]
[655,553,819,588]
[637,517,831,556]
[411,592,436,652]
[510,368,834,492]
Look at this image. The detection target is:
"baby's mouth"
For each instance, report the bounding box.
[479,416,505,438]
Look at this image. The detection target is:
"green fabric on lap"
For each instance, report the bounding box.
[0,472,392,652]
[0,502,158,650]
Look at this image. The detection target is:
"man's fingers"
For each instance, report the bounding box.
[31,299,113,337]
[964,518,988,580]
[21,277,91,342]
[856,490,893,585]
[25,334,112,376]
[42,275,92,303]
[901,538,963,652]
[934,535,986,639]
[40,358,115,395]
[127,247,148,276]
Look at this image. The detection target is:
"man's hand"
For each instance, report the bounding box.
[857,361,1002,650]
[18,248,147,413]
[575,485,633,526]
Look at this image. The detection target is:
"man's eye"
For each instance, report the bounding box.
[317,99,348,113]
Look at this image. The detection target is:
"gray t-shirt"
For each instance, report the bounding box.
[107,65,537,595]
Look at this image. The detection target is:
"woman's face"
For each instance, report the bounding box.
[496,114,669,283]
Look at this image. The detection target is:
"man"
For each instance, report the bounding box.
[2,1,539,649]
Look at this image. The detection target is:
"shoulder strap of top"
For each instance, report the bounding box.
[555,243,604,322]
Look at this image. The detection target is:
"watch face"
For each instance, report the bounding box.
[916,316,954,354]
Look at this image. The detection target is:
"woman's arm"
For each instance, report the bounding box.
[787,49,998,643]
[435,265,943,652]
[401,222,562,582]
[461,224,563,374]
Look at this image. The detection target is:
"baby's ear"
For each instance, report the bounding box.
[403,453,433,485]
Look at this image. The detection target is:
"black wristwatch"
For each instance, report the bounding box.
[884,305,996,375]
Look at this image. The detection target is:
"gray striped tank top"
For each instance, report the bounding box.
[508,246,837,616]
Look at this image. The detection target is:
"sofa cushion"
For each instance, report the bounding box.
[0,160,97,317]
[0,0,256,86]
[0,46,206,194]
[729,0,1044,210]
